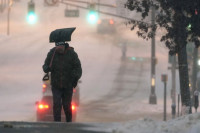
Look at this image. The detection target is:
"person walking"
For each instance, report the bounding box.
[42,27,82,122]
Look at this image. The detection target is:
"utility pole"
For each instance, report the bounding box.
[194,90,199,112]
[149,5,157,104]
[168,54,178,118]
[161,74,168,121]
[7,0,12,35]
[192,45,198,106]
[97,0,100,17]
[97,0,99,12]
[171,55,176,119]
[178,94,180,117]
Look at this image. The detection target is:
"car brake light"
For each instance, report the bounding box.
[43,84,47,89]
[42,84,47,92]
[72,104,76,111]
[109,19,114,25]
[38,104,49,109]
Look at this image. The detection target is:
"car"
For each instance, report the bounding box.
[97,18,116,34]
[35,73,80,122]
[35,96,77,122]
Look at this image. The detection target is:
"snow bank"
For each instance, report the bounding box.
[107,113,200,133]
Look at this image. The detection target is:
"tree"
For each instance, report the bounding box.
[125,0,200,114]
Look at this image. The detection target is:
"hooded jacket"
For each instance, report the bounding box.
[43,44,82,89]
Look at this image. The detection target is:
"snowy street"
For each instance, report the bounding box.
[0,0,170,122]
[0,0,199,133]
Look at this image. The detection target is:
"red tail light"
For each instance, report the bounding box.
[42,84,47,92]
[195,9,198,15]
[38,103,49,110]
[43,84,47,89]
[109,19,114,25]
[72,104,76,111]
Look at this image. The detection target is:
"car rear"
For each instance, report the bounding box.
[36,95,77,122]
[36,73,79,122]
[97,19,116,34]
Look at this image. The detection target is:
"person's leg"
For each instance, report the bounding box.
[52,87,62,122]
[62,89,73,122]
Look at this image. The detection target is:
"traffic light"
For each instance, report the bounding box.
[187,23,192,31]
[87,11,98,24]
[87,3,98,24]
[187,9,200,31]
[27,1,37,24]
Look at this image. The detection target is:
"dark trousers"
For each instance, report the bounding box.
[52,87,73,122]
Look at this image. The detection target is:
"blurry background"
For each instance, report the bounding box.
[0,0,179,122]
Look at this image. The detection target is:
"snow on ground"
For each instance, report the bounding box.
[115,113,200,133]
[0,0,200,133]
[83,113,200,133]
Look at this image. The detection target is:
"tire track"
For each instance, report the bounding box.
[78,57,149,122]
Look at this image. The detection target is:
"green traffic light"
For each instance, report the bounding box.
[87,11,98,24]
[187,24,192,31]
[27,12,37,24]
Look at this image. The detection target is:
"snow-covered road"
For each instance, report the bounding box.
[0,0,183,123]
